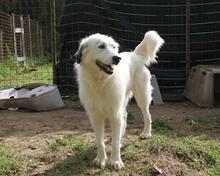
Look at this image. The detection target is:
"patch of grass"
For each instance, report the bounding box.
[146,133,171,153]
[184,111,220,129]
[44,146,96,176]
[136,133,220,174]
[0,55,25,80]
[0,63,52,89]
[152,118,173,131]
[36,132,220,175]
[146,133,220,173]
[123,145,140,160]
[0,54,52,89]
[175,136,220,170]
[127,111,135,120]
[0,147,17,176]
[47,137,89,154]
[206,163,220,176]
[28,54,51,66]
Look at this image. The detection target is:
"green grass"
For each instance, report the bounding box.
[184,111,220,130]
[46,137,89,154]
[0,55,52,89]
[152,118,173,131]
[0,147,17,176]
[0,111,219,175]
[1,132,219,175]
[175,137,219,169]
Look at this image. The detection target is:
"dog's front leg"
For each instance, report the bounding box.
[88,113,107,168]
[110,111,124,170]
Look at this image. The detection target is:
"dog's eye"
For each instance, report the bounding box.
[112,45,115,49]
[98,44,105,49]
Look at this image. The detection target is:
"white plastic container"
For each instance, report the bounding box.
[0,83,64,111]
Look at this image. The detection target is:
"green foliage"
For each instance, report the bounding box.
[123,145,140,160]
[152,118,173,131]
[184,112,220,131]
[27,54,51,66]
[47,137,89,153]
[0,55,25,80]
[0,54,52,88]
[0,147,17,176]
[175,137,220,170]
[205,163,220,176]
[146,133,171,153]
[127,111,135,120]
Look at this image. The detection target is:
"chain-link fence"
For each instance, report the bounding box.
[0,0,60,89]
[57,0,220,96]
[1,0,220,97]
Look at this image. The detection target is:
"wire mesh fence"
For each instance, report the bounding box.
[0,0,60,89]
[0,0,220,97]
[57,0,220,96]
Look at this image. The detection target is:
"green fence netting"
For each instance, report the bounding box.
[56,0,220,95]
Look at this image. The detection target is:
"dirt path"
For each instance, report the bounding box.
[0,100,219,175]
[1,100,220,150]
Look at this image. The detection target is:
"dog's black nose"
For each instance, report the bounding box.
[112,56,121,65]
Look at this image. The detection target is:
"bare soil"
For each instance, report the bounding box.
[0,100,220,175]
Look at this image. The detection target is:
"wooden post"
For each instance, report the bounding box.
[51,0,57,84]
[0,30,3,60]
[185,0,191,78]
[20,15,26,62]
[27,15,33,59]
[11,13,17,58]
[36,21,40,56]
[40,27,43,56]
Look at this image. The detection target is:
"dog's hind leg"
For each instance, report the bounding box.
[121,91,133,138]
[88,112,107,168]
[133,70,153,139]
[138,103,152,139]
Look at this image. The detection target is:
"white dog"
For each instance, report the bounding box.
[75,31,164,169]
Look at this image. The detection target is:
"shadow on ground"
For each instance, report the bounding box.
[37,146,101,176]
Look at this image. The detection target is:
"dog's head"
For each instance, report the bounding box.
[75,33,121,75]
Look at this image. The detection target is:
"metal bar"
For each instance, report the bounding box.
[11,13,17,58]
[27,15,32,59]
[40,28,43,56]
[0,30,3,60]
[36,21,40,56]
[185,0,191,78]
[51,0,57,84]
[20,15,26,59]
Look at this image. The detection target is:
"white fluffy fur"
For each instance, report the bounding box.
[75,31,164,169]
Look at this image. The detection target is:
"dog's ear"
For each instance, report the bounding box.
[75,43,87,64]
[74,45,83,64]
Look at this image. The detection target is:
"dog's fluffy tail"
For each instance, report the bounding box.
[134,31,164,65]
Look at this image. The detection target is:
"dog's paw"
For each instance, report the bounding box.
[111,159,124,170]
[93,156,107,168]
[139,132,151,139]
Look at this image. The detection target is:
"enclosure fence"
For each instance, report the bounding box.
[0,11,46,61]
[0,0,58,90]
[0,0,220,97]
[57,0,220,96]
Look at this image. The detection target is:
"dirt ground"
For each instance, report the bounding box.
[0,100,220,175]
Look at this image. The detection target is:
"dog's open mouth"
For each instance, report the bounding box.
[95,60,113,75]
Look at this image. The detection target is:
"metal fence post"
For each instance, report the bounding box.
[11,13,17,58]
[40,27,43,56]
[51,0,57,84]
[20,15,26,60]
[185,0,191,78]
[0,30,3,60]
[36,21,40,56]
[27,15,33,59]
